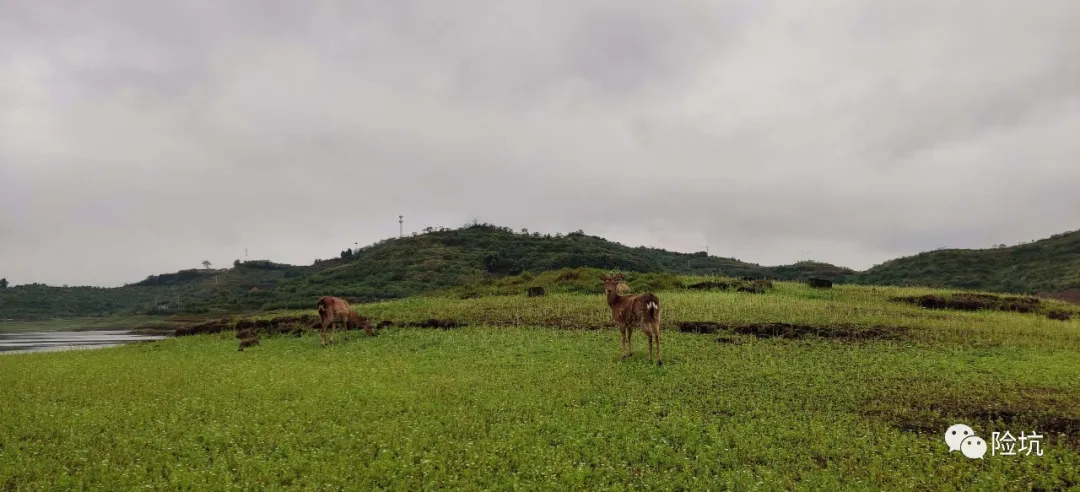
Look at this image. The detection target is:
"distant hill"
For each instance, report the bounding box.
[0,222,855,320]
[853,229,1080,293]
[6,222,1079,321]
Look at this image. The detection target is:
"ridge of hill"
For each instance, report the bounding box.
[4,223,1080,321]
[0,223,854,320]
[852,229,1080,293]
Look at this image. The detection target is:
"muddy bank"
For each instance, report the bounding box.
[376,319,468,330]
[687,278,773,294]
[1037,289,1080,305]
[892,293,1043,313]
[678,321,910,341]
[173,314,323,337]
[174,313,471,339]
[868,386,1080,450]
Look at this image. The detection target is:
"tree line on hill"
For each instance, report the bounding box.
[2,222,1079,320]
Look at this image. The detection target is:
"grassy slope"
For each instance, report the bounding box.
[2,280,1079,489]
[856,229,1080,294]
[0,259,346,321]
[5,224,1080,322]
[277,225,855,302]
[0,224,855,320]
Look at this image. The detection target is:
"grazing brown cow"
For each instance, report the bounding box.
[616,282,631,295]
[601,273,662,365]
[316,296,374,347]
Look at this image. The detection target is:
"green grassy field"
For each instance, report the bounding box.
[2,281,1079,490]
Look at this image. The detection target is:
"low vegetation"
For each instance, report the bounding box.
[7,224,1080,321]
[855,229,1080,293]
[0,223,857,320]
[2,277,1079,489]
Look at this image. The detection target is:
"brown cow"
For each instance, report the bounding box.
[601,273,662,365]
[316,296,374,346]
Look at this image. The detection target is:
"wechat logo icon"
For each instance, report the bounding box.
[945,424,986,459]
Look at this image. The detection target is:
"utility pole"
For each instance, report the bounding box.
[399,215,404,238]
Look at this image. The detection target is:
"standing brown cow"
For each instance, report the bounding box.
[316,296,374,346]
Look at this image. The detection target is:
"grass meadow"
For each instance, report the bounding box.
[2,281,1080,490]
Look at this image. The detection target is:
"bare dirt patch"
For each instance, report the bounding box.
[686,279,772,294]
[687,281,734,291]
[130,325,183,336]
[174,314,321,338]
[870,387,1080,449]
[533,317,608,330]
[892,293,1042,313]
[1047,310,1074,321]
[392,319,468,329]
[677,321,910,341]
[174,318,230,337]
[1038,290,1080,305]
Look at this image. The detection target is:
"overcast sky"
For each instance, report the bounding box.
[2,1,1079,287]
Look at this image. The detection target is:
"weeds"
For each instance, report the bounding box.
[1,280,1079,489]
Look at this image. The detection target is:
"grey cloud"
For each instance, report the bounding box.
[2,0,1080,286]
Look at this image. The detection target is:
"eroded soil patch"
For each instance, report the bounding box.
[1047,310,1074,321]
[677,321,910,341]
[1038,289,1080,305]
[377,318,609,331]
[867,386,1080,450]
[531,318,608,330]
[686,279,772,294]
[892,293,1042,313]
[386,319,469,329]
[175,314,323,337]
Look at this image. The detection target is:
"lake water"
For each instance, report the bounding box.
[0,330,167,355]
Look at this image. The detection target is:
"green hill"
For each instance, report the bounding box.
[0,223,855,320]
[6,222,1080,321]
[853,229,1080,293]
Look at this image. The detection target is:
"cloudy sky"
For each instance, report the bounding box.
[2,1,1079,287]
